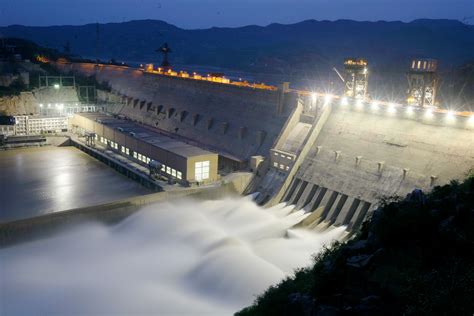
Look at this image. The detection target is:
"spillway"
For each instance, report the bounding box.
[1,195,347,315]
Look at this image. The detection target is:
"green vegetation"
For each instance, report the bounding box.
[237,175,474,315]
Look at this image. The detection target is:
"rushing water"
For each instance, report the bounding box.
[1,195,346,315]
[0,147,150,222]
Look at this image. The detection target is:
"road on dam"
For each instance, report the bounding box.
[0,146,150,222]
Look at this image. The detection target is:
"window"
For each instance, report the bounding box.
[177,171,182,180]
[121,146,125,153]
[138,153,142,160]
[133,152,137,159]
[195,161,210,181]
[146,158,150,164]
[172,169,176,177]
[161,164,166,172]
[273,162,278,167]
[126,148,130,155]
[166,166,171,174]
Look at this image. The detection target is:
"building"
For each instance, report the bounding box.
[70,112,219,185]
[12,115,68,135]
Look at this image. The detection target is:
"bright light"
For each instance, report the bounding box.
[371,101,379,111]
[340,96,348,106]
[53,84,60,89]
[324,94,332,104]
[311,93,317,103]
[469,115,474,124]
[355,99,364,109]
[387,103,397,114]
[425,108,433,118]
[47,103,51,108]
[446,110,455,120]
[406,106,414,115]
[39,103,43,108]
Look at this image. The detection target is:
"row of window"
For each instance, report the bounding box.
[96,134,184,181]
[273,152,293,160]
[133,151,151,164]
[161,164,182,180]
[273,162,290,171]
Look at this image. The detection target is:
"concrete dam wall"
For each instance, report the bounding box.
[261,101,474,230]
[56,62,474,231]
[55,62,296,165]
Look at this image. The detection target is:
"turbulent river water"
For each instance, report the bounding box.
[1,195,347,315]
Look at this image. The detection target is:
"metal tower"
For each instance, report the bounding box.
[406,59,438,107]
[343,58,369,99]
[157,43,172,69]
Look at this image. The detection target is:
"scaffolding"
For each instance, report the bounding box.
[406,59,439,107]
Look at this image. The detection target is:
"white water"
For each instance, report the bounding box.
[0,196,347,315]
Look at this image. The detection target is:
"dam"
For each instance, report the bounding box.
[1,57,473,315]
[50,60,474,230]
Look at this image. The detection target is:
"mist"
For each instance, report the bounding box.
[0,195,347,315]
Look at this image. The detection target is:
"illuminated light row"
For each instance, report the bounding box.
[314,93,474,125]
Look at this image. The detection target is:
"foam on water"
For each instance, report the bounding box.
[0,196,347,315]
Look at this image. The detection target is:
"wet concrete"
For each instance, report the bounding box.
[0,146,150,222]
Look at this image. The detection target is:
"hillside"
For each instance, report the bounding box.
[2,19,474,76]
[237,175,474,315]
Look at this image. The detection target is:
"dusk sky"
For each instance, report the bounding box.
[1,0,473,28]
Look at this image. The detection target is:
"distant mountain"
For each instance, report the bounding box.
[2,19,474,77]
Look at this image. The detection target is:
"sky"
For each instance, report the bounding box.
[0,0,473,28]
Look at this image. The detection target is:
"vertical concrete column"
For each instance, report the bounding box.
[276,82,290,115]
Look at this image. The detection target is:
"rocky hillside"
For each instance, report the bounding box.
[237,175,474,315]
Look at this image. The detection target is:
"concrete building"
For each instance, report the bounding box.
[13,115,68,135]
[70,112,218,185]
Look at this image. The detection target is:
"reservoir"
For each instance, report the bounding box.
[0,146,150,222]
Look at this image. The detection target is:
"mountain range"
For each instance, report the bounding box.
[1,19,474,76]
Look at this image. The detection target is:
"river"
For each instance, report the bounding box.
[0,146,150,222]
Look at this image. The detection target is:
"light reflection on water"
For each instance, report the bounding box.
[0,147,150,222]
